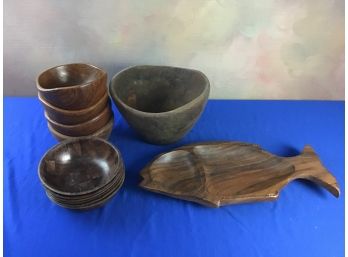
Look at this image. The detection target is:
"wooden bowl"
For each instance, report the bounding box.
[45,106,112,136]
[109,65,210,144]
[37,63,107,110]
[45,167,124,203]
[47,115,114,141]
[45,176,124,210]
[38,137,124,196]
[45,169,124,208]
[38,91,110,125]
[44,164,125,210]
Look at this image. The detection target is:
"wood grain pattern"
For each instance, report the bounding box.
[37,63,107,110]
[47,115,114,141]
[45,105,111,136]
[39,137,123,195]
[140,142,340,207]
[38,91,110,125]
[38,137,125,209]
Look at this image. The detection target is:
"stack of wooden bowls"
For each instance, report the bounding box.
[37,63,114,141]
[38,137,125,210]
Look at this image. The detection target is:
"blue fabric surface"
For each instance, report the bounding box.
[4,97,344,257]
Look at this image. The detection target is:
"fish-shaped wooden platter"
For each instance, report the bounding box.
[140,142,340,207]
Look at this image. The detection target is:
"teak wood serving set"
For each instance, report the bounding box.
[36,63,340,210]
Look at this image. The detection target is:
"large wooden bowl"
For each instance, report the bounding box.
[109,65,210,144]
[37,63,107,110]
[45,106,111,136]
[38,137,124,196]
[38,92,110,125]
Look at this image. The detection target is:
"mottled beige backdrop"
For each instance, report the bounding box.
[4,0,344,99]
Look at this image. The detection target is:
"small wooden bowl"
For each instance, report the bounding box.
[38,91,110,125]
[47,115,114,141]
[38,137,124,196]
[45,106,111,136]
[37,63,107,110]
[45,167,124,203]
[44,169,125,207]
[45,178,124,210]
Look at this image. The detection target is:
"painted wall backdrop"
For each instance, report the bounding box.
[4,0,344,99]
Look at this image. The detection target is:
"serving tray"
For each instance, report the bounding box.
[140,142,340,207]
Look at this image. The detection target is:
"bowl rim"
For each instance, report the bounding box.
[109,65,210,117]
[38,136,123,196]
[36,63,107,92]
[44,105,111,129]
[38,91,109,114]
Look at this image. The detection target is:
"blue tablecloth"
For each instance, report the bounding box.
[4,97,344,257]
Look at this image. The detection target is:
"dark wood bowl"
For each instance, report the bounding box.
[45,169,124,206]
[38,137,124,196]
[109,65,210,144]
[42,144,124,210]
[45,168,124,203]
[45,106,112,136]
[37,63,107,110]
[38,91,110,125]
[42,156,124,201]
[45,175,124,210]
[47,115,114,141]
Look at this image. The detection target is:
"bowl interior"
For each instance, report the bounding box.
[39,138,119,194]
[112,66,208,113]
[38,64,105,89]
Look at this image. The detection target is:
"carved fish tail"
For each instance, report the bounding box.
[289,145,340,197]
